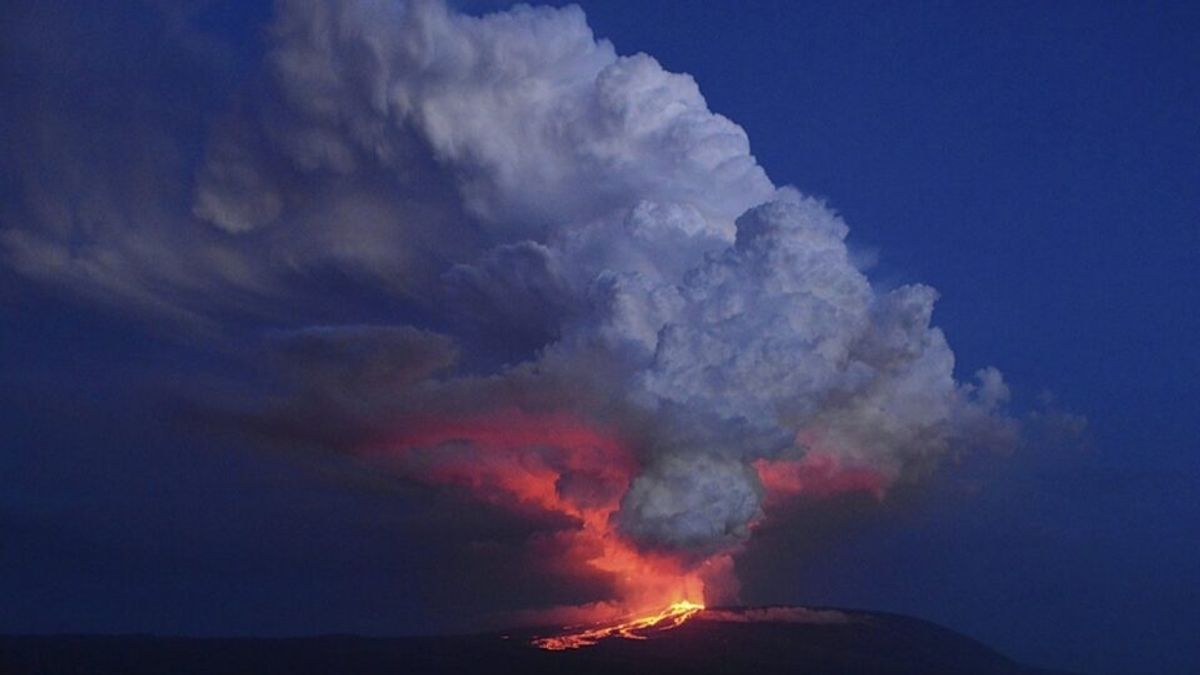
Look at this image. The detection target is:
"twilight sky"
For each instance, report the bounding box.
[1,2,1197,674]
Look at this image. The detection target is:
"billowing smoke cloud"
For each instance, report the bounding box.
[1,0,1014,616]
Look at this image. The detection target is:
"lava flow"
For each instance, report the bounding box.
[532,600,705,650]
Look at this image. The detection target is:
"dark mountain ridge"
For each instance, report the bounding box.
[0,606,1079,675]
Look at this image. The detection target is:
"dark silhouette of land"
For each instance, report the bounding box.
[0,607,1078,674]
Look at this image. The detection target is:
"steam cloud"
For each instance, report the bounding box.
[2,0,1014,612]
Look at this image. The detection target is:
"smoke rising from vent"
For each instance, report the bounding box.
[1,0,1014,616]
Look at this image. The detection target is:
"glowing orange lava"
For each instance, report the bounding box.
[532,600,706,650]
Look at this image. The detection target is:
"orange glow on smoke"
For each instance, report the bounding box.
[371,409,717,626]
[371,412,888,646]
[753,451,888,506]
[532,599,705,650]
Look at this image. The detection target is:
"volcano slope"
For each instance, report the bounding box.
[0,606,1077,675]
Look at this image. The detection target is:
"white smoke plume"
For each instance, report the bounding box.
[1,0,1013,579]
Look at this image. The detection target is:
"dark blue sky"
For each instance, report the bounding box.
[2,2,1197,674]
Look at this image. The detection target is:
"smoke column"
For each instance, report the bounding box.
[1,0,1014,622]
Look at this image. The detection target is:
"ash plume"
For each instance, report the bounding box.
[1,0,1015,616]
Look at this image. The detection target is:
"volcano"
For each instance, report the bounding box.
[1,606,1077,675]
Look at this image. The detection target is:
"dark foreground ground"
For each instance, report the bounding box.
[1,607,1078,675]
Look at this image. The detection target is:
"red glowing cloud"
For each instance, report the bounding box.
[376,409,635,518]
[362,410,891,632]
[754,452,888,507]
[366,409,722,622]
